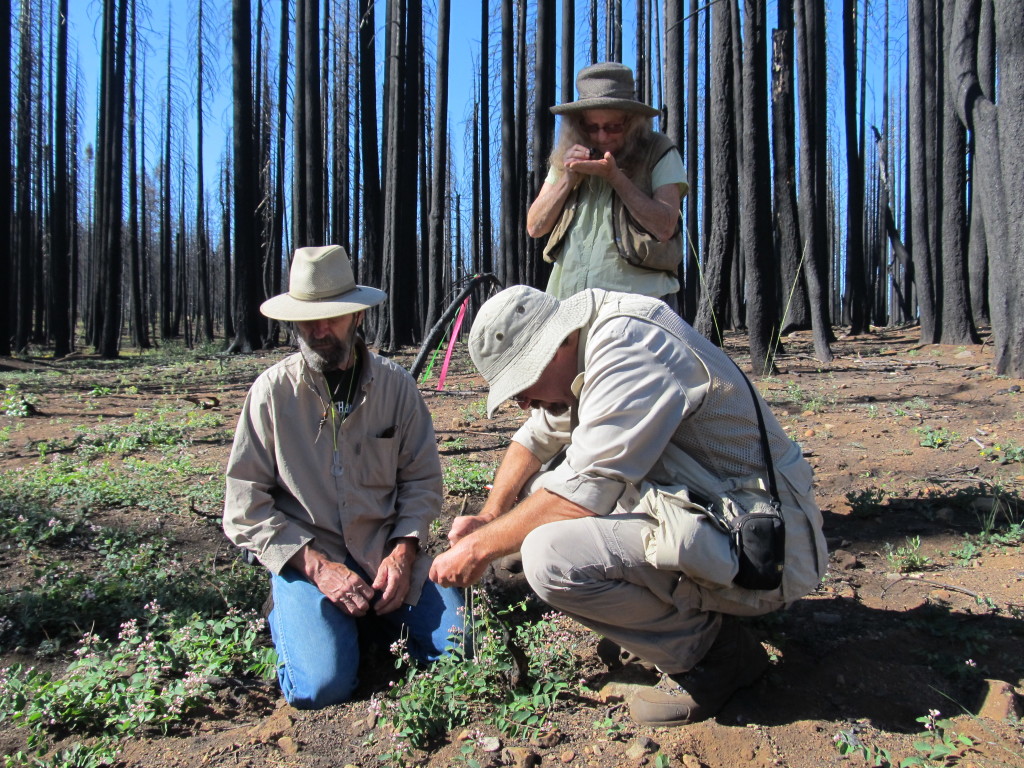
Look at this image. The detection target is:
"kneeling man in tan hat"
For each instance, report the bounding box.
[430,286,826,726]
[224,245,464,709]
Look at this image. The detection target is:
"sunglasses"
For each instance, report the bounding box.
[581,121,625,135]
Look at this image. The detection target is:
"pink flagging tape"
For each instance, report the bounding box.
[436,296,470,391]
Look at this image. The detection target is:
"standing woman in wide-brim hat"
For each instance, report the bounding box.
[526,62,688,305]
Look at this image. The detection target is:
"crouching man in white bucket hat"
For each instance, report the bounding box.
[430,285,826,726]
[224,245,465,709]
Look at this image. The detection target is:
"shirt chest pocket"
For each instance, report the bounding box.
[355,434,400,489]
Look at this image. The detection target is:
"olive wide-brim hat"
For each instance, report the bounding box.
[550,62,659,118]
[260,245,386,322]
[469,286,593,418]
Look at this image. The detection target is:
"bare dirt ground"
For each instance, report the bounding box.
[2,326,1023,768]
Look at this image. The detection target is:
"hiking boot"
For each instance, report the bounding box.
[628,616,769,726]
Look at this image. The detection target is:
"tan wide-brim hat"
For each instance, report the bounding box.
[550,62,659,118]
[469,286,594,417]
[260,245,386,322]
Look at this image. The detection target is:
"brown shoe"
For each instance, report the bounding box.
[628,617,769,726]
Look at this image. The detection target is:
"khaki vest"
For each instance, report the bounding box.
[542,132,685,274]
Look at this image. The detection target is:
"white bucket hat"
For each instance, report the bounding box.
[260,245,386,322]
[469,286,594,417]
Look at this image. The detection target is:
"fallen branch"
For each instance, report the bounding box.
[882,574,1024,610]
[882,574,982,600]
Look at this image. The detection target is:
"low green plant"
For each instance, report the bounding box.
[901,710,974,767]
[914,425,959,449]
[0,501,87,549]
[948,538,981,565]
[833,728,892,766]
[977,521,1024,549]
[2,740,120,768]
[0,513,266,650]
[455,737,483,768]
[2,384,37,417]
[969,490,1023,545]
[978,440,1024,465]
[460,399,489,421]
[0,604,275,765]
[443,457,495,496]
[846,488,887,517]
[72,409,225,459]
[884,536,932,573]
[494,678,568,737]
[0,453,223,517]
[378,594,582,759]
[593,715,625,739]
[782,382,832,413]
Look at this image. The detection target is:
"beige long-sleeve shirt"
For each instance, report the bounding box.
[512,290,827,605]
[223,341,442,604]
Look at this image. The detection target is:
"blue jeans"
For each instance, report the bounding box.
[268,562,465,709]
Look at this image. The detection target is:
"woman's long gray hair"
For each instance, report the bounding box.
[548,111,653,177]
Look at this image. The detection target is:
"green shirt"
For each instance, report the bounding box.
[545,149,685,300]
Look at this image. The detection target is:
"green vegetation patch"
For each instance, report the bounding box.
[374,594,586,765]
[0,605,275,767]
[443,457,496,496]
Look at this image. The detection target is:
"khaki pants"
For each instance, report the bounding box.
[521,512,786,674]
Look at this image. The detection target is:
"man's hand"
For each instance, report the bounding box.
[372,538,417,615]
[429,538,490,588]
[308,558,375,617]
[447,514,490,545]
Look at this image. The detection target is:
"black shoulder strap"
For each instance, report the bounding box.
[736,362,781,505]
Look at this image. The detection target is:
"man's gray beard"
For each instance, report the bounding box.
[297,335,346,372]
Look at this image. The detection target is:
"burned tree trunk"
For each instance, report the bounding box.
[950,0,1024,374]
[908,0,939,342]
[425,0,450,330]
[229,0,263,353]
[695,0,736,346]
[740,0,778,373]
[794,0,833,361]
[771,20,808,334]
